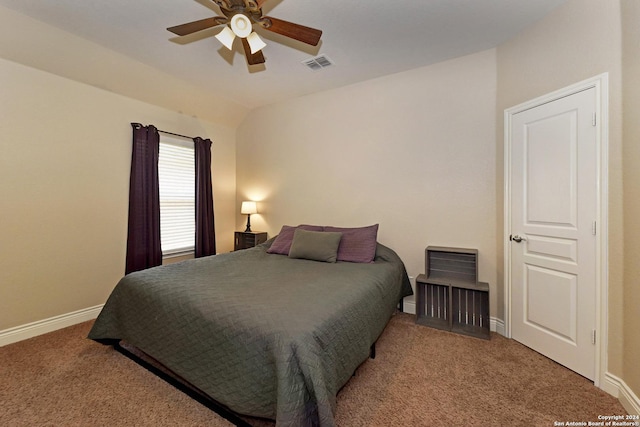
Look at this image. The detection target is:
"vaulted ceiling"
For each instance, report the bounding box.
[0,0,567,113]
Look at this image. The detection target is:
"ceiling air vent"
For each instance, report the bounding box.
[302,55,334,71]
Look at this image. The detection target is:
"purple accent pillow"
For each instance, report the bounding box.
[267,224,324,255]
[323,224,379,263]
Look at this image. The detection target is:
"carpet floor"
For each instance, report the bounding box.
[0,313,626,426]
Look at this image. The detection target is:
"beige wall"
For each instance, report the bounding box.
[621,0,640,398]
[237,49,498,314]
[0,57,237,330]
[496,0,624,379]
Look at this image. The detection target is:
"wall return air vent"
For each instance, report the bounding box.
[302,54,334,71]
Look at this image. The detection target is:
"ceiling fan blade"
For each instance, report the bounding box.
[167,17,227,36]
[242,38,266,65]
[259,17,322,46]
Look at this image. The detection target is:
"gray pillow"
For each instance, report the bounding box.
[266,224,324,255]
[288,229,342,263]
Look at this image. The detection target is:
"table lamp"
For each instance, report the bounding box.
[241,201,258,232]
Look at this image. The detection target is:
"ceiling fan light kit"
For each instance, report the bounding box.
[246,31,267,54]
[215,26,236,50]
[230,13,252,38]
[167,0,322,68]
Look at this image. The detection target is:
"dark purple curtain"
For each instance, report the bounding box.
[194,137,216,257]
[125,123,162,274]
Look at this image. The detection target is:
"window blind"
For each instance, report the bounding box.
[158,137,195,256]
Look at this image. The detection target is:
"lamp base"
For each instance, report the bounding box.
[244,215,252,233]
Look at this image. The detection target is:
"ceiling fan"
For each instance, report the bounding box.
[167,0,323,67]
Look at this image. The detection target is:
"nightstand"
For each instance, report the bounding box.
[234,231,267,250]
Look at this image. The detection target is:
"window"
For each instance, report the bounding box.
[158,136,195,256]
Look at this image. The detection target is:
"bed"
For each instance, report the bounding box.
[89,225,412,427]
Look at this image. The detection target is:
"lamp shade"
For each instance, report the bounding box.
[241,201,258,215]
[246,31,266,54]
[215,26,236,50]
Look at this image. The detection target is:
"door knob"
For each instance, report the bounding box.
[510,234,526,243]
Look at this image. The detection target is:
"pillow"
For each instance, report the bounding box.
[323,224,379,263]
[288,229,342,263]
[266,224,324,255]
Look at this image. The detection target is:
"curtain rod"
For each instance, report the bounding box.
[158,129,194,140]
[131,122,195,141]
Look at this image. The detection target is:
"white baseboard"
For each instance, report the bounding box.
[0,304,103,347]
[401,300,506,336]
[402,299,416,315]
[491,317,506,336]
[602,372,640,415]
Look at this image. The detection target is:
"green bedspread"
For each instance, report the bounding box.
[88,241,412,426]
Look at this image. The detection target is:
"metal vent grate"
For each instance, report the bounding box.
[302,54,334,71]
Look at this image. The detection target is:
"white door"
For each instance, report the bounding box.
[509,87,597,380]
